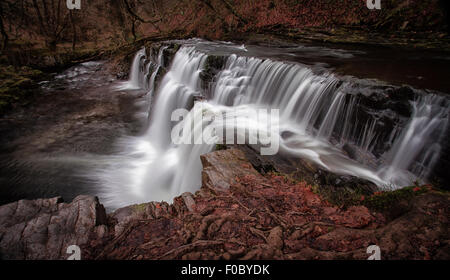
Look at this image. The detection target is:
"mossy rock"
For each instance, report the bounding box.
[199,55,227,86]
[204,55,227,71]
[311,183,370,209]
[313,181,447,221]
[215,144,228,151]
[0,64,44,115]
[132,203,148,213]
[361,185,446,220]
[162,43,181,68]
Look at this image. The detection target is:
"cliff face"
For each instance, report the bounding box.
[1,148,448,260]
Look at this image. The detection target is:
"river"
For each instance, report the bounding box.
[1,38,449,210]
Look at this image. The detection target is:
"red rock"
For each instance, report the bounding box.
[330,206,374,228]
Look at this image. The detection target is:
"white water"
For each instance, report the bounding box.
[95,42,450,209]
[378,95,449,185]
[115,47,146,90]
[96,47,211,207]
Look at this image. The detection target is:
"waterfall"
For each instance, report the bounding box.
[115,47,146,90]
[378,95,449,185]
[96,47,210,208]
[95,42,450,209]
[144,46,168,93]
[209,55,386,184]
[209,54,449,186]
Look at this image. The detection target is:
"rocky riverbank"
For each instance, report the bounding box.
[1,148,448,260]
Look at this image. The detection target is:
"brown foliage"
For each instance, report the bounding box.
[0,0,447,52]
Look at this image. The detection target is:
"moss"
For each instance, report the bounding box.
[159,43,183,68]
[311,183,370,209]
[268,171,297,184]
[0,64,44,115]
[312,179,449,220]
[215,144,228,151]
[362,185,441,213]
[132,203,148,213]
[204,55,227,71]
[171,43,181,53]
[200,55,227,85]
[310,178,446,212]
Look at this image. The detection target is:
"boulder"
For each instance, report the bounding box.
[0,195,107,260]
[200,148,261,192]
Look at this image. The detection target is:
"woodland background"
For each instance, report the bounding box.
[0,0,448,53]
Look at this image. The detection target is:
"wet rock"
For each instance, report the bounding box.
[237,144,378,200]
[201,148,261,192]
[0,195,107,260]
[199,55,227,90]
[236,145,277,174]
[116,71,127,79]
[361,85,414,118]
[161,43,180,68]
[193,94,206,103]
[358,88,389,111]
[388,86,416,102]
[429,124,450,190]
[181,192,196,212]
[342,143,364,162]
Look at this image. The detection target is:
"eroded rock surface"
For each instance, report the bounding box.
[0,195,107,259]
[201,148,261,192]
[86,149,449,260]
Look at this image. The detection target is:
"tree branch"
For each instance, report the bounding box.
[122,0,161,32]
[218,0,247,24]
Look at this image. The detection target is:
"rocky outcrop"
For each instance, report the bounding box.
[0,195,107,260]
[1,149,449,260]
[236,144,379,206]
[201,148,261,191]
[199,55,227,91]
[85,149,448,260]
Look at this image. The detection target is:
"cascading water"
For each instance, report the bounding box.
[208,53,449,186]
[142,46,168,117]
[378,95,449,185]
[95,40,450,209]
[116,47,146,90]
[96,47,211,208]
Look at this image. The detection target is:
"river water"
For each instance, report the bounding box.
[1,39,449,210]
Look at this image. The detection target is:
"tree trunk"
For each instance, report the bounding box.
[218,0,247,24]
[70,10,77,51]
[0,3,8,51]
[131,19,137,42]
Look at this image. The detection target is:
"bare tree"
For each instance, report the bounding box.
[0,2,8,50]
[123,0,162,34]
[31,0,69,50]
[218,0,247,24]
[69,9,76,51]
